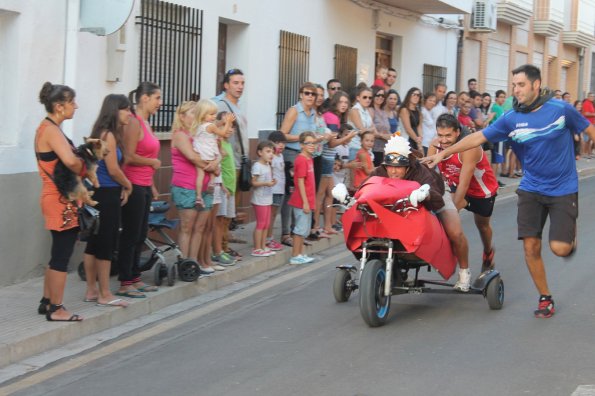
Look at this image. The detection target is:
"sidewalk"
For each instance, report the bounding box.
[1,157,595,369]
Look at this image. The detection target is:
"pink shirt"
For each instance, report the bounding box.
[123,114,160,186]
[171,129,210,191]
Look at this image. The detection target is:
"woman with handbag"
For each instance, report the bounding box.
[115,82,162,299]
[82,94,133,307]
[35,82,85,321]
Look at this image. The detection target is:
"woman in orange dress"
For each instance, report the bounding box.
[35,82,85,321]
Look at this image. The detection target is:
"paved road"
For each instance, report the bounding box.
[7,179,595,396]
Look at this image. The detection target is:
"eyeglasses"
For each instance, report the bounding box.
[412,93,421,97]
[302,91,317,97]
[383,153,409,167]
[329,86,341,91]
[361,96,372,100]
[302,141,317,145]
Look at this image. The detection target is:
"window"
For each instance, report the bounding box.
[276,31,310,128]
[135,0,203,132]
[334,44,357,94]
[422,64,447,95]
[0,10,19,146]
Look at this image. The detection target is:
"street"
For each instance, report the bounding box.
[5,178,595,396]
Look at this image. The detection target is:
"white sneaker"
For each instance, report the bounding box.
[454,268,471,292]
[299,254,315,263]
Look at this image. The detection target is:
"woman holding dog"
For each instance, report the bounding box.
[116,82,162,299]
[83,94,133,307]
[35,82,85,321]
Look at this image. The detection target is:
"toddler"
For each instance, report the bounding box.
[251,141,277,257]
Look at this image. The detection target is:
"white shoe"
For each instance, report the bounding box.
[454,268,471,292]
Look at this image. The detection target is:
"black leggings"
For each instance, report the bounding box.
[117,185,152,284]
[49,228,79,272]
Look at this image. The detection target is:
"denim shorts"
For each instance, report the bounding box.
[171,185,196,210]
[321,157,334,177]
[292,206,312,237]
[272,193,284,207]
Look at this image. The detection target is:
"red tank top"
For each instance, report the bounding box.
[437,148,498,198]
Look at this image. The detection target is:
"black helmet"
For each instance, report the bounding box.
[383,152,410,167]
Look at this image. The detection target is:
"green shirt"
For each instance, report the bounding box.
[490,103,504,125]
[221,140,236,193]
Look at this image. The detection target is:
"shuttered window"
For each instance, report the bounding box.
[136,0,203,132]
[422,64,447,95]
[276,31,310,128]
[335,44,358,94]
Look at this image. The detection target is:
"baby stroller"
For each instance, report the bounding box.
[77,201,201,285]
[332,177,504,327]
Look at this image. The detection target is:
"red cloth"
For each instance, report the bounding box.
[582,99,595,124]
[288,154,315,208]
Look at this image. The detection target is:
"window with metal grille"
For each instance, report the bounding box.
[335,44,358,95]
[276,31,310,128]
[422,64,447,95]
[136,0,203,132]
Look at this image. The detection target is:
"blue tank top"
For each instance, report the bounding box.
[96,147,122,188]
[286,101,317,151]
[388,116,398,133]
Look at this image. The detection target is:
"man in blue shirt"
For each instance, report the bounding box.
[423,64,595,319]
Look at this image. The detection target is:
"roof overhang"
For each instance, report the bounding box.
[374,0,472,14]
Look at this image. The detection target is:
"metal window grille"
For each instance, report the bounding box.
[422,64,447,95]
[276,31,310,128]
[136,0,203,132]
[335,44,358,95]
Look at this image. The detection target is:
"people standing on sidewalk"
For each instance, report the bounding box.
[288,132,317,264]
[581,92,595,158]
[347,86,376,161]
[428,114,499,274]
[251,141,277,257]
[371,85,392,166]
[423,64,595,318]
[399,87,423,151]
[170,101,218,275]
[279,82,318,247]
[266,131,287,251]
[83,94,133,308]
[35,82,85,321]
[116,82,162,298]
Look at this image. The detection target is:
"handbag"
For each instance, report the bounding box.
[78,204,100,241]
[221,100,252,191]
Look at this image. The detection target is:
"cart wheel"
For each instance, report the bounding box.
[333,269,352,303]
[178,259,200,282]
[167,263,176,286]
[77,262,87,281]
[486,276,504,310]
[153,263,164,286]
[359,259,391,327]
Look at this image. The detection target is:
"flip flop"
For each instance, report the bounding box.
[84,297,98,302]
[115,290,146,298]
[136,284,159,292]
[47,313,83,322]
[96,298,129,308]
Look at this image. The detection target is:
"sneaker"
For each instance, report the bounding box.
[534,295,555,318]
[213,252,236,266]
[199,265,215,274]
[225,248,243,261]
[263,247,276,256]
[251,249,272,257]
[481,248,495,272]
[299,254,315,263]
[454,268,471,292]
[289,255,310,265]
[266,239,284,251]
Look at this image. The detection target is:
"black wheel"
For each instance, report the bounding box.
[167,263,176,286]
[153,263,164,286]
[486,276,504,310]
[333,270,352,303]
[359,259,391,327]
[178,259,200,282]
[77,262,87,281]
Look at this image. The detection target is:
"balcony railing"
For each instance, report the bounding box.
[496,0,533,25]
[533,0,564,36]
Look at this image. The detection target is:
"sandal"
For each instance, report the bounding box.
[281,235,293,247]
[38,297,50,315]
[46,304,83,322]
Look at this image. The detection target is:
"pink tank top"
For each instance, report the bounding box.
[171,129,210,190]
[123,114,160,186]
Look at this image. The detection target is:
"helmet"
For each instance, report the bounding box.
[383,152,410,167]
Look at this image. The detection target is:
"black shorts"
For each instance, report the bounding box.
[464,195,496,217]
[516,189,578,243]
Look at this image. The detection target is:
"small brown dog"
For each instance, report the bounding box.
[54,138,109,206]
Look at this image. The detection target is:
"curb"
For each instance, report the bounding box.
[1,234,345,369]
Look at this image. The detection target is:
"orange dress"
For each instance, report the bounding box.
[353,148,373,188]
[36,120,79,231]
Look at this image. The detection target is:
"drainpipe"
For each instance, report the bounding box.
[63,0,79,139]
[578,47,585,100]
[455,18,464,91]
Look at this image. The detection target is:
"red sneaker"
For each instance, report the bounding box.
[534,296,555,318]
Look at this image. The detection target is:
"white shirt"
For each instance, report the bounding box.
[251,161,273,205]
[421,107,437,148]
[271,153,285,195]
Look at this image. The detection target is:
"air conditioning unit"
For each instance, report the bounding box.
[470,0,497,32]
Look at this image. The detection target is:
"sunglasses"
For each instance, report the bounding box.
[302,91,317,97]
[384,153,409,166]
[329,86,341,91]
[361,96,372,100]
[375,94,385,98]
[302,141,317,145]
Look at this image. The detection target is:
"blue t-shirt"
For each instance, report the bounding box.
[96,147,122,188]
[483,99,589,196]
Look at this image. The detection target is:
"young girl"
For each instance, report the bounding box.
[193,99,235,207]
[353,131,375,188]
[266,131,287,251]
[251,140,277,257]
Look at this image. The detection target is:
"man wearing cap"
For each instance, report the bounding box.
[369,135,472,292]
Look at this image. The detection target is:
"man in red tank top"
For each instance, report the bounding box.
[428,114,498,273]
